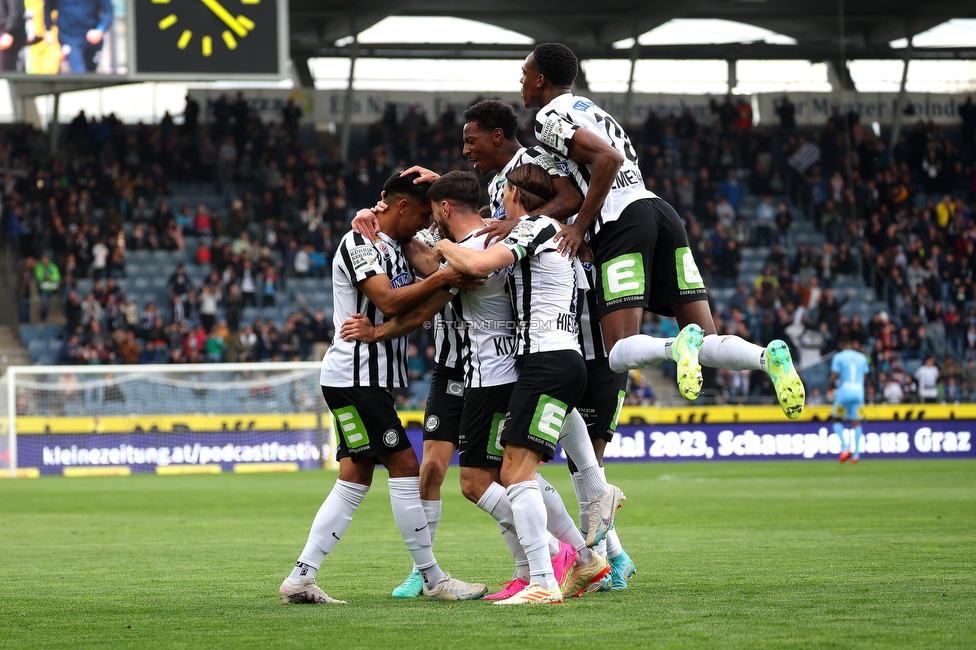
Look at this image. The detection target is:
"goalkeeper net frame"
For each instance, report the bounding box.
[1,362,338,478]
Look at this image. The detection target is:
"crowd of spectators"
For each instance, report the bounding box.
[4,90,976,406]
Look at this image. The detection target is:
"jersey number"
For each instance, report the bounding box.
[594,111,638,164]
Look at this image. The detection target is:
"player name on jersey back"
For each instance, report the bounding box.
[500,215,583,357]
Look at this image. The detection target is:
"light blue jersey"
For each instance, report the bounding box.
[831,349,869,419]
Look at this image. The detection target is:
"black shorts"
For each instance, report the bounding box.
[500,350,587,462]
[423,364,466,444]
[458,383,514,468]
[321,386,412,461]
[577,357,629,443]
[590,197,708,319]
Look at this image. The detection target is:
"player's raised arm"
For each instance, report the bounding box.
[561,129,623,234]
[434,240,515,278]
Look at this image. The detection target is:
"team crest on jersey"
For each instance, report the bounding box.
[376,242,390,259]
[383,429,400,447]
[573,100,594,111]
[425,415,439,431]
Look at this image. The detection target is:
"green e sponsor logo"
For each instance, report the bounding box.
[333,406,369,449]
[675,247,704,290]
[530,395,569,446]
[487,412,507,457]
[601,253,645,301]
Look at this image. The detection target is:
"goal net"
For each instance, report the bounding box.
[2,362,336,478]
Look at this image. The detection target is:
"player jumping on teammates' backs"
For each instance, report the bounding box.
[519,42,805,419]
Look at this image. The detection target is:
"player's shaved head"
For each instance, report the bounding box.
[506,163,555,213]
[531,43,579,87]
[463,100,519,140]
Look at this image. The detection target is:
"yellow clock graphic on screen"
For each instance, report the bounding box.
[151,0,261,57]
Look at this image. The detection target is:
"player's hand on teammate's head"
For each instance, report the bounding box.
[339,313,376,343]
[351,209,382,239]
[553,222,587,260]
[439,265,485,290]
[400,166,440,184]
[476,218,518,247]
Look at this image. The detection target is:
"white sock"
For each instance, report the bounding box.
[389,476,444,589]
[294,479,369,580]
[571,472,588,536]
[408,499,442,573]
[699,334,765,371]
[535,473,593,565]
[605,528,623,559]
[599,467,624,560]
[548,534,560,558]
[421,499,441,544]
[608,334,673,373]
[559,409,607,501]
[507,480,557,590]
[476,482,530,580]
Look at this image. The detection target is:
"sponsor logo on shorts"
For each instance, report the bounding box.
[530,395,569,447]
[425,415,440,432]
[487,413,507,459]
[675,247,705,291]
[383,429,400,447]
[333,406,369,449]
[601,253,645,302]
[446,380,464,397]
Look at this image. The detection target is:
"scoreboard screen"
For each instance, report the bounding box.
[133,0,287,78]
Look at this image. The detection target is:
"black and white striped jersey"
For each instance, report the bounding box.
[534,94,656,236]
[499,215,583,357]
[577,261,605,361]
[452,229,519,388]
[320,230,413,389]
[488,146,565,220]
[415,228,463,371]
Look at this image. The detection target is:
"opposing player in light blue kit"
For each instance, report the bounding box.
[829,338,870,464]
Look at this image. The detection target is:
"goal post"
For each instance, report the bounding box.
[2,362,340,478]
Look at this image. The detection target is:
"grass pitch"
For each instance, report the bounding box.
[0,460,973,649]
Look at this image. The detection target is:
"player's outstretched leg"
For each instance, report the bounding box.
[671,323,705,400]
[764,339,805,419]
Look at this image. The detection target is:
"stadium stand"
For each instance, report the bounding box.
[3,92,976,407]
